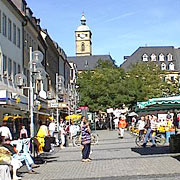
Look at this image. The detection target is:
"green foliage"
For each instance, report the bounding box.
[77,60,180,112]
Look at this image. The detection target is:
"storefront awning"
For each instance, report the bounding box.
[136,96,180,112]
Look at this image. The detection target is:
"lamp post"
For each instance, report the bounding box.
[67,84,71,125]
[29,47,34,138]
[56,74,64,131]
[15,47,45,138]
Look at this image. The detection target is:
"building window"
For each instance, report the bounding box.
[17,28,20,48]
[167,53,173,61]
[169,62,175,71]
[27,69,30,85]
[3,55,7,73]
[27,33,29,49]
[29,36,31,47]
[2,13,7,37]
[8,58,12,76]
[24,30,26,47]
[142,54,148,61]
[70,69,73,80]
[32,39,34,50]
[8,19,12,41]
[162,76,166,82]
[84,60,88,68]
[0,51,2,73]
[85,34,88,37]
[13,61,16,79]
[78,34,80,37]
[0,10,1,33]
[34,42,36,50]
[161,63,166,70]
[151,54,156,61]
[170,76,175,82]
[159,53,164,61]
[81,42,85,51]
[18,64,21,73]
[13,24,16,45]
[21,2,26,12]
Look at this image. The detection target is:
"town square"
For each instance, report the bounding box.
[1,0,180,180]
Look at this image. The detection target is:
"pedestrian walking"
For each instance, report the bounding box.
[142,115,156,147]
[118,115,127,139]
[59,125,66,149]
[81,116,91,162]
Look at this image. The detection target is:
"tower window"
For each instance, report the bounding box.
[81,42,85,51]
[78,34,80,37]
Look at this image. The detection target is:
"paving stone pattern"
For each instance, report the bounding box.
[22,130,180,180]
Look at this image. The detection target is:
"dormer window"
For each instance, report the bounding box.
[169,62,175,70]
[161,63,166,70]
[84,60,88,68]
[142,54,148,61]
[151,54,156,61]
[167,53,173,61]
[159,53,165,61]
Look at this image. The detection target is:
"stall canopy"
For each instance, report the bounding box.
[136,96,180,112]
[65,114,81,122]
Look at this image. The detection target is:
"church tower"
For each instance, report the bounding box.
[75,14,92,56]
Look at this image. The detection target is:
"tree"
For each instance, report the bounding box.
[77,60,180,111]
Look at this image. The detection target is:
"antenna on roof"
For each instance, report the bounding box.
[145,43,148,47]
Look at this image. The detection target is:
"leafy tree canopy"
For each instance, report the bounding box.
[77,60,180,112]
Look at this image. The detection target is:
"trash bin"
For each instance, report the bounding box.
[169,134,180,153]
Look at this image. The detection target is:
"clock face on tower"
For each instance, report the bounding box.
[80,33,86,39]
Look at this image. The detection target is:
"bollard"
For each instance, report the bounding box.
[169,134,180,153]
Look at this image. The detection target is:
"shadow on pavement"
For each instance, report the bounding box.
[172,155,180,162]
[131,146,170,155]
[34,155,58,164]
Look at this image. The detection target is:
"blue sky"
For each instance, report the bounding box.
[26,0,180,66]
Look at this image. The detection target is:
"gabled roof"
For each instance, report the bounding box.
[67,55,114,71]
[121,46,180,71]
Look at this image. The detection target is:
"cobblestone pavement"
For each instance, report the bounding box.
[21,130,180,180]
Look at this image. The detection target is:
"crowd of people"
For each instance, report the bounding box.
[1,111,177,179]
[130,113,176,147]
[0,121,39,180]
[0,115,93,179]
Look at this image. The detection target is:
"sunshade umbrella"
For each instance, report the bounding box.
[128,112,138,117]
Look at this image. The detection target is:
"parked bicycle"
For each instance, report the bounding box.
[73,131,99,147]
[135,130,166,147]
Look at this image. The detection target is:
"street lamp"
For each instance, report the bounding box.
[66,84,72,125]
[56,73,64,131]
[15,47,46,138]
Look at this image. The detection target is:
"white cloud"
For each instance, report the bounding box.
[105,12,137,23]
